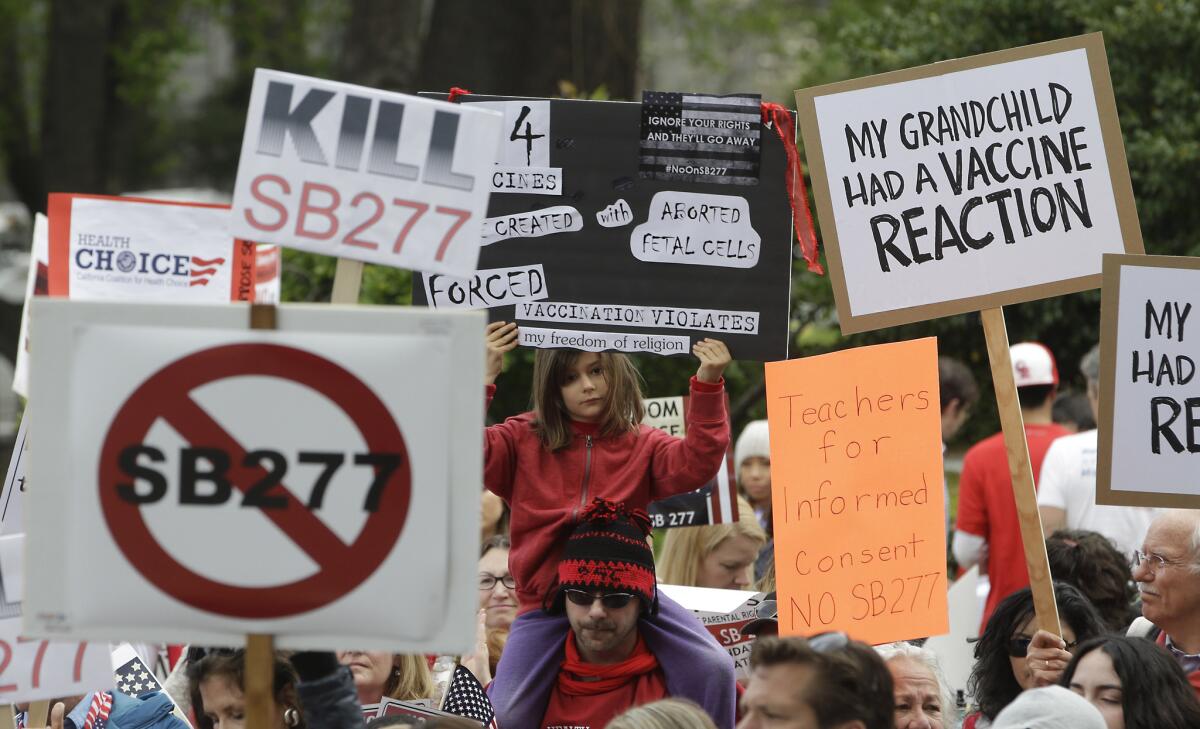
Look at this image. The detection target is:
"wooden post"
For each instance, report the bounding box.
[331,258,364,305]
[0,704,16,729]
[980,307,1062,635]
[245,634,275,729]
[246,301,279,728]
[25,701,49,729]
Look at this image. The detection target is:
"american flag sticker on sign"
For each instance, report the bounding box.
[639,91,762,185]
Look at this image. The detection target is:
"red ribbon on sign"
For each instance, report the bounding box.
[761,101,824,275]
[447,86,472,103]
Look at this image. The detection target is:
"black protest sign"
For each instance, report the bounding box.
[795,33,1143,334]
[413,93,794,361]
[1098,254,1200,508]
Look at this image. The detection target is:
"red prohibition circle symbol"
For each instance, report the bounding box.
[98,342,411,619]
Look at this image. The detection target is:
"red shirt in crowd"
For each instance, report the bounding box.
[484,377,729,613]
[541,633,668,729]
[956,422,1069,629]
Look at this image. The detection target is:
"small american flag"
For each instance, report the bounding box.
[83,691,114,729]
[441,665,498,728]
[113,650,163,698]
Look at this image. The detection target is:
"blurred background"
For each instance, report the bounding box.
[0,0,1197,472]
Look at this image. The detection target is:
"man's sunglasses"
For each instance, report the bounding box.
[564,589,638,609]
[1008,636,1078,658]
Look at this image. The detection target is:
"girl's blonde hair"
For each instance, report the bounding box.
[656,497,766,587]
[605,698,718,729]
[386,653,434,701]
[531,349,645,451]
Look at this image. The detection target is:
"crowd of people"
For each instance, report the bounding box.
[21,328,1200,729]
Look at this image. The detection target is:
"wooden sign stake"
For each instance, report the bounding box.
[25,701,49,729]
[246,304,278,729]
[0,704,16,729]
[245,633,275,729]
[331,258,364,305]
[980,307,1062,635]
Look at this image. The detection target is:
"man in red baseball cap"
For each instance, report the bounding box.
[953,342,1070,630]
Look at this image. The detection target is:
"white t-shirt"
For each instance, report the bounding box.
[1037,429,1158,555]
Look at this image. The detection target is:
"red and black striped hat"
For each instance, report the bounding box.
[549,498,657,614]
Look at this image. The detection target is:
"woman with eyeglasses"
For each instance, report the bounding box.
[478,535,517,631]
[963,582,1106,728]
[465,534,516,682]
[1060,635,1200,729]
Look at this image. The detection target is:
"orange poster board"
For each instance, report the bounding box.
[765,338,948,644]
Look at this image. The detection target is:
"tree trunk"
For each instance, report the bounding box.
[417,0,642,99]
[41,0,118,199]
[339,0,432,92]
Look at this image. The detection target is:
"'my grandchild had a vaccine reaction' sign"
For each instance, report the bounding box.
[795,34,1143,334]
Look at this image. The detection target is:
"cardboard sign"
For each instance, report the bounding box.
[1097,254,1200,507]
[659,584,766,679]
[47,194,257,302]
[230,69,503,277]
[11,214,46,398]
[0,414,27,536]
[924,565,983,700]
[795,33,1143,334]
[0,617,114,704]
[24,300,484,652]
[765,338,948,643]
[642,396,740,528]
[0,556,114,704]
[255,245,282,304]
[412,94,794,361]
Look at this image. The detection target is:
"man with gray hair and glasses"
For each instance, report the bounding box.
[1127,510,1200,697]
[1037,343,1158,556]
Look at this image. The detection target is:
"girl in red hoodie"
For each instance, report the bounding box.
[482,321,738,729]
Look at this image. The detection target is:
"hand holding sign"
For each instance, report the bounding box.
[484,321,519,386]
[694,338,732,384]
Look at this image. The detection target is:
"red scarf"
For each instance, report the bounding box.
[556,633,663,696]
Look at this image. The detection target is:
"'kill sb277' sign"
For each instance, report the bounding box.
[231,69,503,277]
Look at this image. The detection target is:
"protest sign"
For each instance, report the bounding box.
[23,299,484,653]
[230,69,503,278]
[642,396,740,528]
[0,549,114,706]
[795,33,1142,334]
[0,415,26,536]
[924,565,983,700]
[255,245,282,304]
[659,584,766,679]
[765,338,948,644]
[47,194,258,302]
[412,93,795,361]
[0,617,114,705]
[1097,254,1200,507]
[11,214,46,399]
